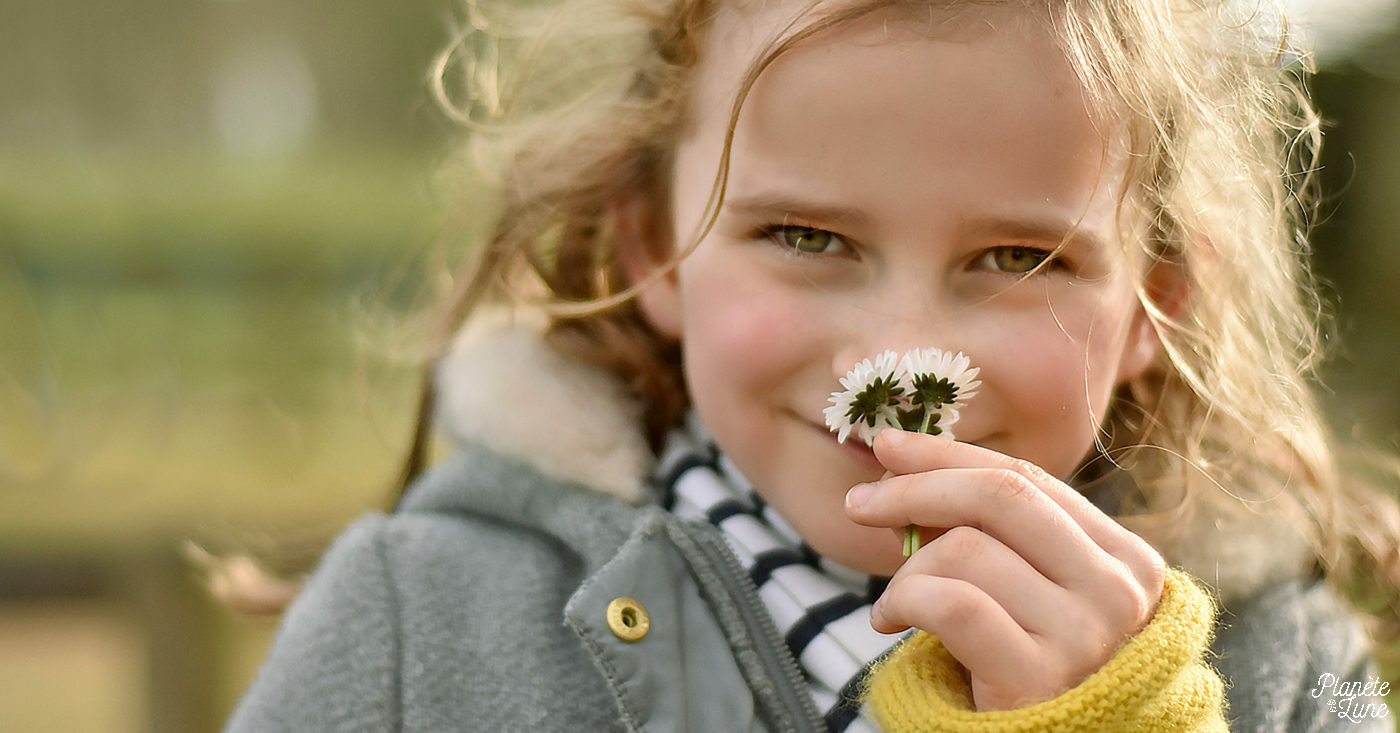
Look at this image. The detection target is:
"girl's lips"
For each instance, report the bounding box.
[826,425,885,472]
[795,412,885,472]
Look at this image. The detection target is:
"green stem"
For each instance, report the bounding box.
[902,525,920,558]
[918,406,936,434]
[903,407,939,557]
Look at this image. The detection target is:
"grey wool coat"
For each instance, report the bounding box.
[226,314,1393,732]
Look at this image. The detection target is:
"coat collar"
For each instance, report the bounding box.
[433,308,653,506]
[433,311,1310,603]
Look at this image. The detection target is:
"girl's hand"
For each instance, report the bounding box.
[844,430,1167,712]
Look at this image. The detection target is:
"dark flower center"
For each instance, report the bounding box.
[846,375,904,427]
[911,374,959,409]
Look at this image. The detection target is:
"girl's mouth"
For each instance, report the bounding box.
[795,411,885,472]
[829,425,884,471]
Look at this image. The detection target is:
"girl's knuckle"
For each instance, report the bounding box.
[1009,458,1052,485]
[1133,567,1165,623]
[933,525,986,564]
[931,580,982,628]
[1139,551,1168,596]
[1098,564,1157,631]
[889,474,919,507]
[1109,550,1166,625]
[880,578,917,621]
[989,468,1034,503]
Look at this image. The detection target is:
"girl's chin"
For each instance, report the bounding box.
[829,543,906,577]
[808,526,907,576]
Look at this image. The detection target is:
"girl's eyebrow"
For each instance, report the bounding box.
[726,191,1111,253]
[960,214,1109,254]
[724,192,874,228]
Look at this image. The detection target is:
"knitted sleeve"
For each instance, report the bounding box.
[862,568,1227,732]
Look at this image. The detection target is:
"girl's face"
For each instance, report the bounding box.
[637,5,1161,574]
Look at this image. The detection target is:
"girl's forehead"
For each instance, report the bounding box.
[691,2,1069,122]
[685,1,1115,146]
[707,0,1045,53]
[678,0,1147,260]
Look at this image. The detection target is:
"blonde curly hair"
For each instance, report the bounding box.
[402,0,1400,647]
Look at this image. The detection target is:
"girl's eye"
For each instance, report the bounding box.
[767,226,848,256]
[979,245,1056,274]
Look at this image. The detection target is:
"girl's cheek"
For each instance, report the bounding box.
[678,249,816,371]
[705,290,807,373]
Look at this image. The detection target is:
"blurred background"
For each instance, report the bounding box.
[1,1,1398,731]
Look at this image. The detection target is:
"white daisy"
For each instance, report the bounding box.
[897,347,981,440]
[827,347,982,559]
[898,347,981,405]
[823,350,904,446]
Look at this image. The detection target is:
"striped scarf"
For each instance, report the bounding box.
[655,414,903,733]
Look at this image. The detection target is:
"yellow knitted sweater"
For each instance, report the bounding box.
[863,569,1227,732]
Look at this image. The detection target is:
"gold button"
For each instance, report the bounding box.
[606,596,650,642]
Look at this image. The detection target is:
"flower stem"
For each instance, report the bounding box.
[902,406,939,557]
[918,406,936,434]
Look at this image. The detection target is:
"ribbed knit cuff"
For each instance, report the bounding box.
[863,568,1228,732]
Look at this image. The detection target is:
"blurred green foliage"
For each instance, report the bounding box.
[1,2,458,729]
[0,1,1398,731]
[1312,64,1400,441]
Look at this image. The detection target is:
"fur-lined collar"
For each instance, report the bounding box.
[433,309,653,505]
[434,313,1310,603]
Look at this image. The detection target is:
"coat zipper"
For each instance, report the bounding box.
[683,525,828,733]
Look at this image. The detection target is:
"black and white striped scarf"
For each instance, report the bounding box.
[655,414,902,733]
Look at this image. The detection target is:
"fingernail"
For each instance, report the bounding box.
[870,595,886,625]
[846,482,875,509]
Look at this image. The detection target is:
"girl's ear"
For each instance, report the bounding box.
[1117,257,1189,385]
[612,194,684,338]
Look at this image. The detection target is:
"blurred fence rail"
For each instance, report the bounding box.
[0,149,444,732]
[1,0,456,726]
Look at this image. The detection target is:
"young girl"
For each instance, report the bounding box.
[226,0,1400,730]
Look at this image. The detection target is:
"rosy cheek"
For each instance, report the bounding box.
[699,293,803,379]
[975,315,1093,406]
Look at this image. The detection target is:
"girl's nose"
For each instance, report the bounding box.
[829,313,953,376]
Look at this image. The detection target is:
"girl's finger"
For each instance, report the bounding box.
[872,429,1157,564]
[872,573,1040,694]
[846,465,1112,588]
[894,525,1073,637]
